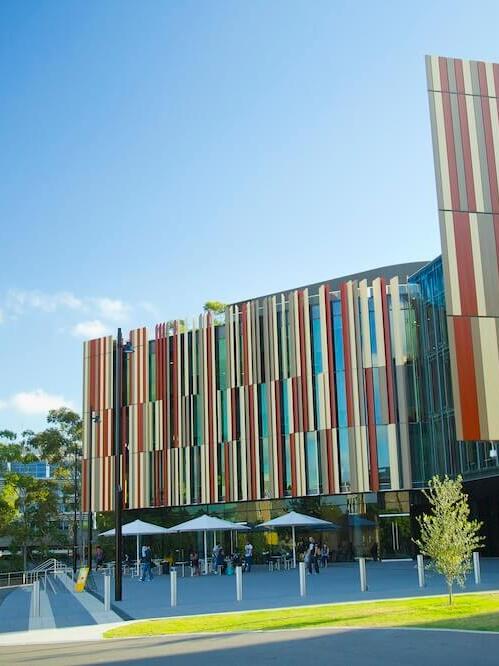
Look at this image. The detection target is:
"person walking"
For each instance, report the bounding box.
[320,543,329,568]
[140,544,154,582]
[244,540,254,573]
[306,537,319,574]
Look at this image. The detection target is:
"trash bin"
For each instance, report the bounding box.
[161,561,170,575]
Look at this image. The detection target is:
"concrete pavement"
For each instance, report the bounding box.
[2,627,499,665]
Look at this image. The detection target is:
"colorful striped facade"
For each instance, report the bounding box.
[82,271,424,512]
[427,55,499,441]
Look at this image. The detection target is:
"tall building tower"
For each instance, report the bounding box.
[427,55,499,441]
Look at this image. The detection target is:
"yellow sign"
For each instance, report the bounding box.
[74,566,89,592]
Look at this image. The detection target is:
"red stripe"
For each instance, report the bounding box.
[340,284,354,426]
[480,95,499,212]
[455,61,477,210]
[453,317,480,440]
[365,368,379,491]
[477,61,488,97]
[453,212,478,315]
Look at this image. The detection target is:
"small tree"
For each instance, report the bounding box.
[203,301,226,326]
[415,475,484,604]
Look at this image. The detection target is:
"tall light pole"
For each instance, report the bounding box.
[114,328,133,602]
[87,410,100,569]
[72,439,78,576]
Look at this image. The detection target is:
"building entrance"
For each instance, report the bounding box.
[378,513,412,560]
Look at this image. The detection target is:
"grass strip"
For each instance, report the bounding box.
[104,593,499,638]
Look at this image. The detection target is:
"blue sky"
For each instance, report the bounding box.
[1,0,499,433]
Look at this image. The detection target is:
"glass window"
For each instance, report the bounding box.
[338,428,350,490]
[305,432,320,494]
[376,425,391,488]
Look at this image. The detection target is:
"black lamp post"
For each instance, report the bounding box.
[87,410,100,569]
[114,328,134,602]
[72,441,79,577]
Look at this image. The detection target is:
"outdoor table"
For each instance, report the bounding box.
[175,561,188,577]
[270,555,283,571]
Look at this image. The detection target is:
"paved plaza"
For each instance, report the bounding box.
[1,559,498,634]
[94,558,499,621]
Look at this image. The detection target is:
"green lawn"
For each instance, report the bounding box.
[104,593,499,638]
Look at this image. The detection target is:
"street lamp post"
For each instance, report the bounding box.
[114,328,133,602]
[87,410,100,569]
[72,441,78,577]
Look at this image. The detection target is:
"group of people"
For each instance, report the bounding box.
[303,537,330,574]
[204,540,254,575]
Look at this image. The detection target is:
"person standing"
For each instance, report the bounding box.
[95,545,105,571]
[244,540,254,572]
[307,537,319,574]
[140,544,154,582]
[320,543,329,568]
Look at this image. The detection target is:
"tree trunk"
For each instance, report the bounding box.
[448,582,453,605]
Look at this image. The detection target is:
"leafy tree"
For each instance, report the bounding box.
[166,320,186,334]
[1,473,61,570]
[415,475,484,604]
[203,301,226,326]
[29,408,82,517]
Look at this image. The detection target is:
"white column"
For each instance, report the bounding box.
[299,561,306,597]
[236,566,243,601]
[417,554,425,588]
[473,551,481,584]
[203,531,208,575]
[359,557,367,592]
[136,535,140,578]
[292,526,296,569]
[170,569,177,607]
[104,573,111,611]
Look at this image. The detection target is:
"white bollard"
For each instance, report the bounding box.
[170,569,177,607]
[299,561,306,597]
[473,551,481,584]
[359,557,367,592]
[32,580,40,617]
[236,566,243,601]
[417,554,425,588]
[104,573,111,611]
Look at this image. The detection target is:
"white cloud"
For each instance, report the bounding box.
[0,389,74,415]
[71,320,111,338]
[92,298,131,322]
[6,289,83,314]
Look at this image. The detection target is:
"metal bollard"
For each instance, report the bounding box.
[359,557,368,592]
[236,566,243,601]
[170,569,177,607]
[299,562,306,597]
[104,573,111,611]
[473,551,481,584]
[417,554,425,588]
[32,580,40,617]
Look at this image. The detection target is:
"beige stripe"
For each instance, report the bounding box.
[443,211,462,315]
[479,318,499,436]
[430,55,441,90]
[488,98,499,204]
[359,280,372,368]
[485,61,496,97]
[372,279,386,366]
[466,94,485,211]
[433,92,452,209]
[387,423,400,490]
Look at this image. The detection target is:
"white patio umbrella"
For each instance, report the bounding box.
[99,519,171,577]
[258,511,338,568]
[167,514,250,575]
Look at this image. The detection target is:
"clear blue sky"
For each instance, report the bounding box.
[1,0,498,433]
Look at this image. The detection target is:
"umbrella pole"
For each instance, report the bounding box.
[136,535,140,578]
[292,526,296,569]
[204,530,208,575]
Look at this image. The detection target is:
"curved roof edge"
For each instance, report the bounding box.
[231,261,431,306]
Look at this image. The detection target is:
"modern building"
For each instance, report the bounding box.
[82,55,499,558]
